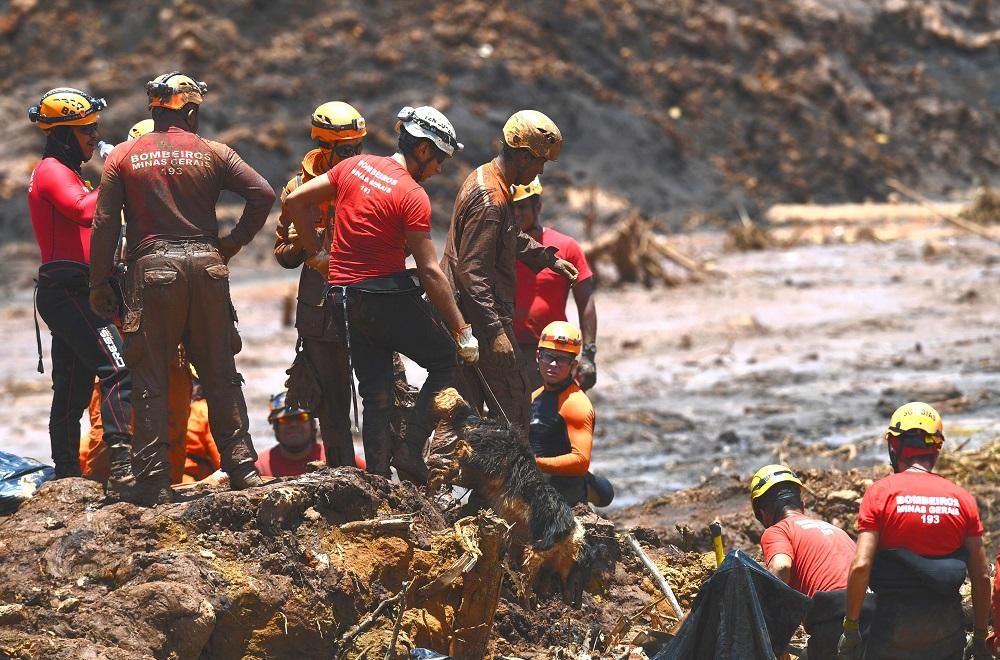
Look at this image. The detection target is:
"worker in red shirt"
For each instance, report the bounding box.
[839,402,992,660]
[283,106,479,484]
[27,87,134,483]
[89,72,276,505]
[274,101,367,468]
[751,464,863,660]
[512,177,597,392]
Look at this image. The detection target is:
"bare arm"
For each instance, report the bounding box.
[966,535,991,635]
[572,278,597,345]
[845,531,878,622]
[766,553,793,585]
[284,174,337,256]
[407,230,466,334]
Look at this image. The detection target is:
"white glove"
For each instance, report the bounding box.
[454,325,479,365]
[97,141,115,160]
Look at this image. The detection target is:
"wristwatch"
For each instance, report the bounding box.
[582,343,597,359]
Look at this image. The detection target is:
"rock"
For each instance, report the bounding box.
[828,490,861,503]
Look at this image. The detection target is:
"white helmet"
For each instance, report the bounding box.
[396,105,463,157]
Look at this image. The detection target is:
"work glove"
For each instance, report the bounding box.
[551,258,579,285]
[305,249,330,280]
[964,634,992,660]
[89,282,118,320]
[219,234,242,262]
[454,325,479,365]
[491,331,515,366]
[283,221,299,244]
[837,623,863,660]
[97,141,115,160]
[576,353,597,391]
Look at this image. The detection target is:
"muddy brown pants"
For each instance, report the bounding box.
[458,323,531,433]
[122,241,256,488]
[518,341,543,392]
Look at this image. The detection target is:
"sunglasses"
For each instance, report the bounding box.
[537,350,575,365]
[274,412,310,425]
[77,124,100,137]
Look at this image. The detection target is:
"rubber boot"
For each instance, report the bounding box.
[391,441,429,485]
[105,434,135,485]
[229,463,267,490]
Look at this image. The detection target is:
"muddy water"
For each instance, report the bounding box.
[3,235,999,512]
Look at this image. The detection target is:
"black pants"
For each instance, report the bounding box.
[332,289,456,476]
[865,589,963,660]
[36,261,132,477]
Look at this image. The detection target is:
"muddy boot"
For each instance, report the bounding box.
[391,444,429,485]
[229,463,267,490]
[111,479,175,507]
[105,434,135,487]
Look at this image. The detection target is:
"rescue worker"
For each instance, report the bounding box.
[751,464,863,660]
[256,390,325,478]
[27,87,133,483]
[513,177,598,392]
[274,101,363,467]
[284,105,479,484]
[838,402,992,660]
[89,72,276,505]
[529,321,596,506]
[442,110,579,431]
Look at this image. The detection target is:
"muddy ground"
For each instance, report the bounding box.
[1,219,1000,657]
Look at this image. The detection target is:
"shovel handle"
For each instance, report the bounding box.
[709,520,724,567]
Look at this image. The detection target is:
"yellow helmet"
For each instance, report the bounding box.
[28,88,107,129]
[146,72,207,110]
[749,464,803,504]
[538,321,582,356]
[886,401,944,440]
[503,110,562,161]
[512,176,543,203]
[311,101,366,145]
[127,119,154,140]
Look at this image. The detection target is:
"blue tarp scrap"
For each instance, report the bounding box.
[0,450,55,514]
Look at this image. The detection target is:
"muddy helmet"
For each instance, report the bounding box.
[503,110,562,161]
[127,119,154,140]
[28,88,107,129]
[885,401,944,471]
[396,105,463,157]
[538,321,582,356]
[311,101,366,145]
[512,176,543,203]
[146,72,207,110]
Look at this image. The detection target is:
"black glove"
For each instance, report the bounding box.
[965,635,992,660]
[576,353,597,390]
[837,627,863,660]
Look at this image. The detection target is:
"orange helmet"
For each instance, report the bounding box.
[503,110,562,161]
[311,101,366,145]
[28,88,107,129]
[538,321,582,356]
[146,72,207,110]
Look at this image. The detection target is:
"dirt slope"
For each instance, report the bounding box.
[1,0,999,242]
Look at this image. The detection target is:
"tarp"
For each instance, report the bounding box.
[0,451,54,514]
[656,549,812,660]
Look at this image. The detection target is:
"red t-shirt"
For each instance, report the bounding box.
[326,155,431,285]
[514,227,593,344]
[857,470,983,556]
[28,157,99,264]
[255,443,326,478]
[761,512,856,598]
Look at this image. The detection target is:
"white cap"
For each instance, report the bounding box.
[396,105,463,157]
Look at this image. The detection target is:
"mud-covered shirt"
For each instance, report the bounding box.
[761,512,856,598]
[90,126,275,285]
[324,155,430,285]
[857,470,983,556]
[442,160,558,338]
[28,157,99,265]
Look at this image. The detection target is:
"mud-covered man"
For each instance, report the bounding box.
[90,72,275,505]
[442,110,578,431]
[274,101,366,468]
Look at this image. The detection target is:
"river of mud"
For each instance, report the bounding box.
[2,231,999,513]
